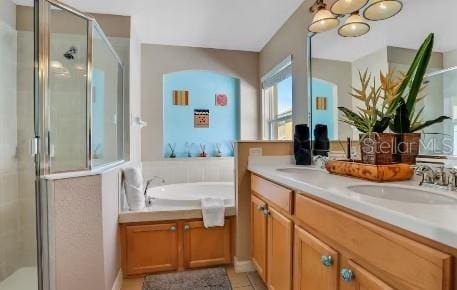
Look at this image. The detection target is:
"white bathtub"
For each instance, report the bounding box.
[119,181,236,223]
[146,182,234,208]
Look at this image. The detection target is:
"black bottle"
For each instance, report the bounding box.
[313,124,329,157]
[294,124,312,165]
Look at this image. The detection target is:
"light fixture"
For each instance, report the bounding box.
[308,0,340,33]
[338,12,370,37]
[330,0,369,15]
[363,0,403,21]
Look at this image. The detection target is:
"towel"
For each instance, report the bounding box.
[123,167,145,211]
[201,197,225,228]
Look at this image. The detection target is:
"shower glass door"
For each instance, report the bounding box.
[47,3,89,173]
[0,0,39,289]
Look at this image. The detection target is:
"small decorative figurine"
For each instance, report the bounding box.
[215,143,222,157]
[199,144,207,157]
[185,142,194,158]
[168,143,176,158]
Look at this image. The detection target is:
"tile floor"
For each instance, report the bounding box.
[120,267,267,290]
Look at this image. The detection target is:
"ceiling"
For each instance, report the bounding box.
[312,0,457,61]
[13,0,305,51]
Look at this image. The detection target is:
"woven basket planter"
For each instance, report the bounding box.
[397,133,421,164]
[360,133,397,165]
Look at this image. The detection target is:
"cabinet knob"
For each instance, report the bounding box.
[256,204,265,211]
[341,268,354,282]
[184,224,190,231]
[170,226,177,232]
[263,209,271,216]
[321,255,333,267]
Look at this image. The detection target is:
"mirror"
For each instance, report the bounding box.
[309,0,457,157]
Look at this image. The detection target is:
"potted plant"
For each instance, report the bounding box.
[388,33,450,164]
[338,70,397,165]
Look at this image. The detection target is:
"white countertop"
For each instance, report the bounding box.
[248,156,457,249]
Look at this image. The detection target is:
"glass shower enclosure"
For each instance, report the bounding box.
[0,0,126,289]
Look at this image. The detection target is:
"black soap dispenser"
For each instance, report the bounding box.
[313,124,330,157]
[294,124,312,165]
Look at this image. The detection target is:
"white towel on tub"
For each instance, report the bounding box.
[201,197,225,228]
[123,167,145,211]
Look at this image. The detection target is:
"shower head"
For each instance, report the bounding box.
[64,46,77,60]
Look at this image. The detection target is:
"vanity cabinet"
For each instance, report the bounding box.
[293,226,338,290]
[267,207,293,290]
[251,195,268,281]
[120,218,232,277]
[250,174,453,290]
[340,260,393,290]
[251,175,293,289]
[124,223,179,275]
[183,219,231,269]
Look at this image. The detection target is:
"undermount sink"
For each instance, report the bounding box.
[347,185,457,205]
[276,167,321,174]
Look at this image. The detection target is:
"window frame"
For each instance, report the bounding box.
[261,56,293,140]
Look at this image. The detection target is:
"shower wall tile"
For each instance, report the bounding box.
[0,15,21,282]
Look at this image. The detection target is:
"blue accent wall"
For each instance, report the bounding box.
[312,78,336,140]
[163,70,240,158]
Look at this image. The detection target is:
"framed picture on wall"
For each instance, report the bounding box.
[215,94,227,106]
[194,109,210,128]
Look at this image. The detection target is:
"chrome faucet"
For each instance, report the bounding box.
[415,165,457,191]
[434,166,448,187]
[313,155,329,169]
[415,165,436,186]
[144,175,166,195]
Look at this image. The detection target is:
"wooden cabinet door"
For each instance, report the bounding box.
[267,207,293,290]
[251,195,268,281]
[183,219,231,269]
[340,260,394,290]
[125,223,178,275]
[294,226,339,290]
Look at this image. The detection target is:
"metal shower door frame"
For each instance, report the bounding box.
[34,1,124,289]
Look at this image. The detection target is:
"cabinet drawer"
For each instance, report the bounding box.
[251,174,292,213]
[295,194,452,290]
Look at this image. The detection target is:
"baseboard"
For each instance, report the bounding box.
[111,269,123,290]
[234,257,255,273]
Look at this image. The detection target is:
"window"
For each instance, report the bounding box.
[261,57,293,140]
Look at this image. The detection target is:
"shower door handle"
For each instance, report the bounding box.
[30,137,39,157]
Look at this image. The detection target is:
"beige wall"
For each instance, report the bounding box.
[141,44,260,161]
[128,18,142,162]
[444,49,457,68]
[259,0,314,126]
[311,58,352,139]
[235,141,293,262]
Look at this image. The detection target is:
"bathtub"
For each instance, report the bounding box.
[146,182,234,207]
[119,181,235,223]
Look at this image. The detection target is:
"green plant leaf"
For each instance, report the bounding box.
[410,116,451,132]
[390,99,410,133]
[373,117,391,133]
[395,33,434,114]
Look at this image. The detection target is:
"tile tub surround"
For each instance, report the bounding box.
[248,155,457,249]
[142,158,234,185]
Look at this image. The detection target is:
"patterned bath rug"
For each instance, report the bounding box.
[143,267,232,290]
